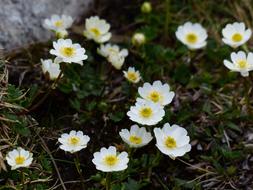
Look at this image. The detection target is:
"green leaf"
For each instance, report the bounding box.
[109,112,124,122]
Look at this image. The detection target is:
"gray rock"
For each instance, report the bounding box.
[0,0,93,51]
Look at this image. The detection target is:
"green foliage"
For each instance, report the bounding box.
[2,0,253,189]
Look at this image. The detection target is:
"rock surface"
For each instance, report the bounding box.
[0,0,92,51]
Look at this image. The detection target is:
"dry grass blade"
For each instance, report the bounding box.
[38,135,67,190]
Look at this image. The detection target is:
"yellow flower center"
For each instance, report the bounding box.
[139,107,153,118]
[108,48,118,54]
[90,28,101,36]
[54,20,63,27]
[60,47,75,57]
[15,156,25,165]
[237,60,248,69]
[104,155,118,166]
[129,135,142,144]
[186,33,198,44]
[232,33,243,42]
[127,72,138,82]
[69,136,80,145]
[148,91,161,102]
[165,136,177,149]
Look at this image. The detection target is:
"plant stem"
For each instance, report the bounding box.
[177,157,215,174]
[243,77,251,115]
[106,172,112,190]
[74,153,85,189]
[39,135,67,190]
[20,169,27,190]
[127,147,135,168]
[242,44,249,53]
[188,50,196,70]
[18,68,64,115]
[164,0,170,41]
[128,147,134,158]
[147,150,162,181]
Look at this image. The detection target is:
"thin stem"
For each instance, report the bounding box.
[164,0,170,41]
[188,50,196,70]
[20,169,27,190]
[128,148,134,158]
[153,173,170,190]
[106,172,112,190]
[126,147,135,169]
[74,153,85,189]
[29,70,63,110]
[242,44,249,53]
[176,158,215,174]
[147,150,162,181]
[18,69,64,115]
[243,77,251,115]
[39,135,67,190]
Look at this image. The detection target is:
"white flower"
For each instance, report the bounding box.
[92,146,129,172]
[132,33,146,46]
[127,98,165,126]
[138,80,175,106]
[97,44,128,58]
[175,22,207,50]
[107,53,125,70]
[83,16,111,43]
[43,14,73,32]
[119,125,152,148]
[97,43,128,70]
[58,130,90,153]
[222,22,251,48]
[223,51,253,77]
[6,147,33,170]
[154,123,191,159]
[41,59,62,80]
[50,39,88,65]
[123,67,141,83]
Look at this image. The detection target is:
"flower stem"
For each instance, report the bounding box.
[128,148,134,158]
[188,50,196,70]
[147,150,162,181]
[242,44,249,53]
[106,172,112,190]
[164,0,170,41]
[18,68,64,115]
[20,169,27,190]
[74,153,85,189]
[243,77,251,114]
[127,147,135,168]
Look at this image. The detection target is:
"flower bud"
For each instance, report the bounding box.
[55,30,68,39]
[141,2,152,13]
[132,32,146,46]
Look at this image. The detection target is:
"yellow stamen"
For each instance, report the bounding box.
[60,47,75,57]
[148,91,161,103]
[69,136,80,145]
[127,72,138,82]
[232,33,242,42]
[15,156,25,165]
[108,48,118,54]
[104,155,118,166]
[90,28,101,36]
[54,20,63,27]
[186,33,198,44]
[129,135,142,144]
[139,107,153,118]
[237,60,248,69]
[165,136,177,149]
